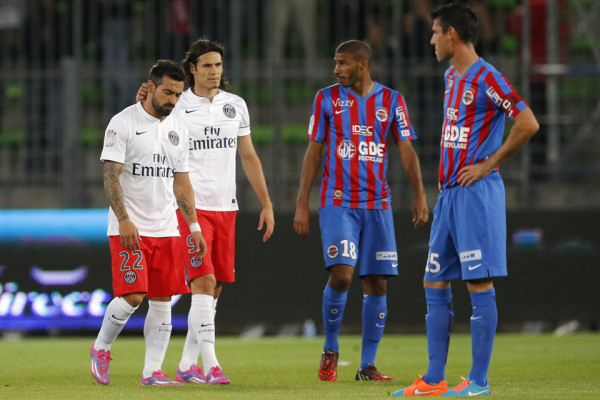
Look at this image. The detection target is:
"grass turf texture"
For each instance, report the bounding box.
[0,333,598,399]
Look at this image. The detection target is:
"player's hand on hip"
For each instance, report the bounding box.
[136,82,148,103]
[258,205,275,242]
[191,231,207,261]
[293,205,311,239]
[119,219,141,250]
[457,159,493,187]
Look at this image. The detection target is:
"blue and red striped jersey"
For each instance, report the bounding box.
[439,58,529,188]
[308,82,416,209]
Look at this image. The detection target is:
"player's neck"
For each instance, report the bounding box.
[349,78,375,98]
[141,99,165,121]
[451,44,479,77]
[192,85,219,102]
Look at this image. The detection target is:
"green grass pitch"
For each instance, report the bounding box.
[0,333,598,399]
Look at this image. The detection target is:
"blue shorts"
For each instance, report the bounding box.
[319,206,398,277]
[424,172,507,282]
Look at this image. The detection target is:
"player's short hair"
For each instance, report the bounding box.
[148,59,185,87]
[430,2,479,45]
[335,40,372,63]
[183,37,230,90]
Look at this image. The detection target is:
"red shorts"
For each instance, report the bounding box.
[177,209,237,283]
[109,236,190,297]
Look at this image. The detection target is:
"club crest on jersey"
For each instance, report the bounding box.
[190,256,203,268]
[336,140,356,160]
[375,107,389,122]
[327,245,339,258]
[462,89,474,105]
[334,189,343,199]
[223,104,236,118]
[104,129,117,147]
[168,131,180,145]
[124,271,137,284]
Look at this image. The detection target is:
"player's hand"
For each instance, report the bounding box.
[293,204,311,239]
[412,192,429,228]
[190,231,207,261]
[119,219,141,250]
[258,204,275,242]
[457,158,493,187]
[136,82,148,103]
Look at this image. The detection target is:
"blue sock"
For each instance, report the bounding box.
[322,284,348,352]
[360,294,387,368]
[423,287,453,385]
[469,288,497,387]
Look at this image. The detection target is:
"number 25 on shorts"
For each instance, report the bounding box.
[425,252,441,273]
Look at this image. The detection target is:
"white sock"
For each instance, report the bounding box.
[142,300,172,378]
[189,294,219,371]
[178,311,200,371]
[95,296,137,351]
[213,297,219,317]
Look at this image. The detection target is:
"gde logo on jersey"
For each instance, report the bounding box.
[336,140,357,160]
[336,140,385,163]
[443,125,470,149]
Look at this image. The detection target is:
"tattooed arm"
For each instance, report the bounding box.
[173,172,207,259]
[103,161,141,250]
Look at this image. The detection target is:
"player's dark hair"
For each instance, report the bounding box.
[335,40,372,63]
[183,37,230,90]
[148,59,185,87]
[430,2,479,45]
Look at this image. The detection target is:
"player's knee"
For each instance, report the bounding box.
[190,274,217,294]
[466,277,493,293]
[121,292,145,308]
[362,276,387,295]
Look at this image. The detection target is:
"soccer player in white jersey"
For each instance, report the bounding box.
[90,60,207,386]
[137,39,274,384]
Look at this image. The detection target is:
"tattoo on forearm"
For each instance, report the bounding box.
[103,162,128,221]
[176,194,194,216]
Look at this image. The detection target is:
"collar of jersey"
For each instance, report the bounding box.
[136,102,163,122]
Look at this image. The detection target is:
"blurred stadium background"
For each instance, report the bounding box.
[0,0,598,336]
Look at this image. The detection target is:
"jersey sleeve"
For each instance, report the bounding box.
[238,98,251,137]
[484,70,529,120]
[100,114,129,164]
[174,124,190,173]
[308,90,328,143]
[390,93,417,143]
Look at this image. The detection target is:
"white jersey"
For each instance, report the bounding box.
[174,89,251,211]
[100,102,190,237]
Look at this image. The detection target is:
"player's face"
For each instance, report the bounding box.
[190,51,223,93]
[431,19,452,62]
[150,76,184,117]
[333,52,362,87]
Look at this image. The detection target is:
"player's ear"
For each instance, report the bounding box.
[189,61,197,74]
[359,58,368,71]
[146,80,155,94]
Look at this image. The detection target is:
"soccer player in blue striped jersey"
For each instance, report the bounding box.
[294,40,429,382]
[393,3,539,397]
